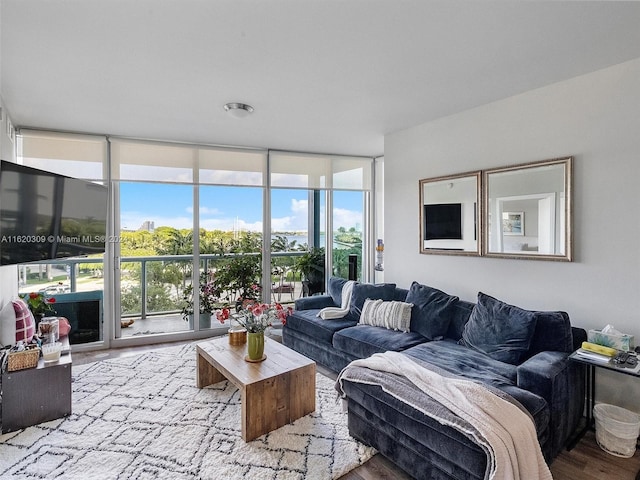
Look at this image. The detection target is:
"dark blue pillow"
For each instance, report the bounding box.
[405,281,458,340]
[328,276,348,306]
[348,283,397,321]
[461,292,537,365]
[528,310,572,355]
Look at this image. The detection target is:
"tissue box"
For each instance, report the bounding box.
[588,329,634,352]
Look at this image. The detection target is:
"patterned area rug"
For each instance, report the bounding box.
[0,343,376,479]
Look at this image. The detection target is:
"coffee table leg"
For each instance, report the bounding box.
[241,364,316,442]
[196,350,225,388]
[290,364,316,420]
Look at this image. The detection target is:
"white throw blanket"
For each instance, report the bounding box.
[338,351,553,480]
[317,280,354,319]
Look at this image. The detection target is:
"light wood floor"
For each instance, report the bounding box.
[73,341,640,480]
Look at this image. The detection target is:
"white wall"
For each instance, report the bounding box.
[385,57,640,409]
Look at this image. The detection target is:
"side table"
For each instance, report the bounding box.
[567,350,640,451]
[1,338,72,433]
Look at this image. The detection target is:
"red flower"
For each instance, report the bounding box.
[216,307,230,323]
[29,292,39,299]
[47,298,56,304]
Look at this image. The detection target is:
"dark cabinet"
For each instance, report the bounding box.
[1,347,72,433]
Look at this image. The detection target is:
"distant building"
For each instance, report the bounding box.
[138,220,155,232]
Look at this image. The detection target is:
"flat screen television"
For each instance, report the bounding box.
[424,203,463,241]
[0,160,108,265]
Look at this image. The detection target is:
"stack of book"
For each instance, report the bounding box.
[573,348,613,363]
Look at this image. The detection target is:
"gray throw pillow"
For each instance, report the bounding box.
[405,281,458,340]
[461,292,538,365]
[348,282,397,321]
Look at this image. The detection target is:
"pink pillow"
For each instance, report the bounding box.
[12,299,36,343]
[58,317,72,337]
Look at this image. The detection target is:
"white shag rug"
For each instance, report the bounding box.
[0,343,376,479]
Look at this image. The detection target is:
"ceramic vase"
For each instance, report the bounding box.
[247,332,265,361]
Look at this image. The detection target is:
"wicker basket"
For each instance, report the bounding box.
[7,346,41,371]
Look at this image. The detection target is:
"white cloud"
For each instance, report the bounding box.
[200,217,262,232]
[122,198,361,233]
[271,199,308,231]
[186,206,223,215]
[333,208,362,230]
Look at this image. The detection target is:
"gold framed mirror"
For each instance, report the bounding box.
[483,157,572,261]
[419,171,481,256]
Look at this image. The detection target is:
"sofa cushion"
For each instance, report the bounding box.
[348,282,397,321]
[333,325,427,359]
[403,341,550,437]
[286,309,357,345]
[359,299,413,332]
[392,288,409,302]
[528,311,572,356]
[328,276,348,306]
[461,292,537,365]
[405,340,518,384]
[294,295,336,311]
[405,281,459,340]
[445,300,475,340]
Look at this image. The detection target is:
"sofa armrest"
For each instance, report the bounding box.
[517,351,569,402]
[572,326,587,351]
[517,350,585,455]
[294,295,336,311]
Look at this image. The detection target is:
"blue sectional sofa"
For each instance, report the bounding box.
[282,278,586,480]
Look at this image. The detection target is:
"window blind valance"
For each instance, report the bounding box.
[269,151,372,190]
[18,130,107,181]
[110,138,267,186]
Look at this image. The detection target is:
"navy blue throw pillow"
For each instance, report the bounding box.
[348,283,397,321]
[461,292,538,365]
[405,281,458,340]
[328,276,348,306]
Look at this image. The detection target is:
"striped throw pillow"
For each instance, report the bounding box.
[359,298,414,332]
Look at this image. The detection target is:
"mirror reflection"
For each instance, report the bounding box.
[483,157,572,261]
[419,172,481,256]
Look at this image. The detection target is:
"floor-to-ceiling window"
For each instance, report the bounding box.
[111,139,199,339]
[111,140,269,339]
[270,151,372,288]
[197,147,266,331]
[17,131,109,348]
[16,132,373,347]
[332,190,365,280]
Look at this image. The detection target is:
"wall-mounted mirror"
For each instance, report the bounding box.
[419,171,481,256]
[483,157,572,261]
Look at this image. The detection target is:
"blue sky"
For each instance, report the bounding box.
[120,183,362,232]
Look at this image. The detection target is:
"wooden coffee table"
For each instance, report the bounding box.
[196,336,316,441]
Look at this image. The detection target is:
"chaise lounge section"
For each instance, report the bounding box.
[283,278,586,480]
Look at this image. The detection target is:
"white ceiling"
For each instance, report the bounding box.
[2,0,640,157]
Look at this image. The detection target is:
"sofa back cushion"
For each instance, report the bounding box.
[328,276,348,306]
[348,282,397,321]
[405,281,459,340]
[446,300,475,340]
[461,292,537,365]
[393,287,409,302]
[528,310,573,356]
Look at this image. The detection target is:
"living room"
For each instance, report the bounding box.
[1,1,640,479]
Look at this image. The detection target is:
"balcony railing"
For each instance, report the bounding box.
[19,252,305,321]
